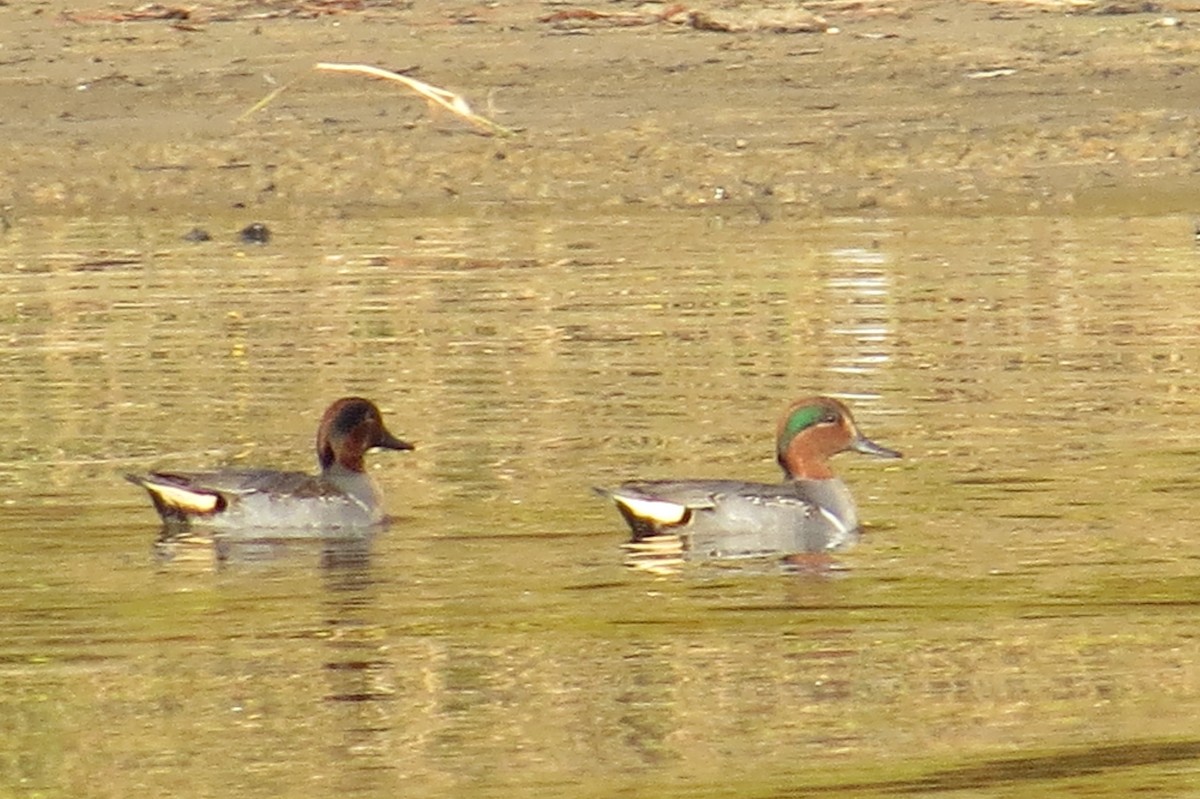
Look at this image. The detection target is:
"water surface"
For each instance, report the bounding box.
[2,210,1198,798]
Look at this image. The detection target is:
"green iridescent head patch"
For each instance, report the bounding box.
[778,404,832,451]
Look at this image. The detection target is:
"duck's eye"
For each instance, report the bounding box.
[819,412,840,425]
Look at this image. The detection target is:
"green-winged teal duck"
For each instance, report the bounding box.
[127,397,413,531]
[598,396,899,559]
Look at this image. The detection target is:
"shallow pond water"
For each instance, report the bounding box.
[2,210,1199,798]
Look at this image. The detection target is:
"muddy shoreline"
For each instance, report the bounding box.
[3,0,1199,220]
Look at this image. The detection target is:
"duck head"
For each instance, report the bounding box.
[316,397,414,473]
[775,396,900,480]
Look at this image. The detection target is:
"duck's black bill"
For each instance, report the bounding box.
[378,432,416,451]
[851,435,901,459]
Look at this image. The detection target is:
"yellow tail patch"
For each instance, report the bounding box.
[145,481,221,514]
[612,494,688,525]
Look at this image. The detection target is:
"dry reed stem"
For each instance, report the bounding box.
[236,82,293,122]
[314,62,514,136]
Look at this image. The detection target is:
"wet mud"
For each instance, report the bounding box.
[2,0,1199,220]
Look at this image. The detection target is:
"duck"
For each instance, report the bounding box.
[597,396,900,560]
[126,397,413,531]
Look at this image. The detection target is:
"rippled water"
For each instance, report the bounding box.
[2,211,1198,798]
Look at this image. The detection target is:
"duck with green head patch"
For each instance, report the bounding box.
[597,396,900,561]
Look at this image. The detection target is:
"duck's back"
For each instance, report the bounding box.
[607,478,860,558]
[128,468,384,531]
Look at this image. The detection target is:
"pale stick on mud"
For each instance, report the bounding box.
[314,62,514,136]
